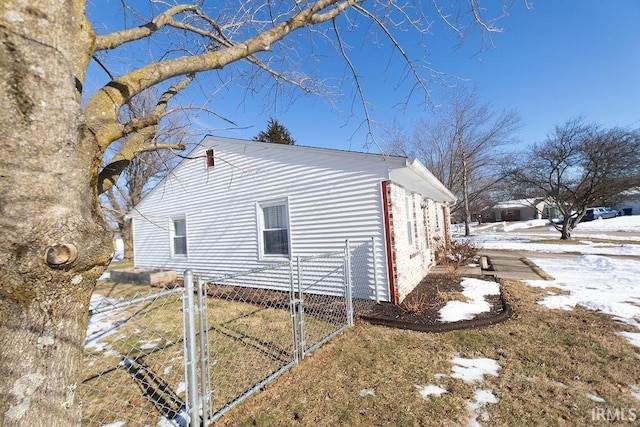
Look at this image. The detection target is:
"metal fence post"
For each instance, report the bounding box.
[296,256,306,359]
[289,258,299,365]
[344,240,354,327]
[196,276,210,426]
[371,236,380,304]
[183,270,200,427]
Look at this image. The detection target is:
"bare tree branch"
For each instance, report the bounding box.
[86,0,365,152]
[94,4,198,51]
[98,74,194,194]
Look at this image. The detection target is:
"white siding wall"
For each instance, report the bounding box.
[615,194,640,215]
[133,138,394,301]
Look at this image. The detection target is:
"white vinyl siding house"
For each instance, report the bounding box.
[132,136,455,304]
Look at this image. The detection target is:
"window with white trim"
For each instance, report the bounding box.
[405,192,414,246]
[259,200,290,257]
[171,218,187,256]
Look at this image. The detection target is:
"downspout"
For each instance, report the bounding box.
[443,205,451,246]
[381,181,398,305]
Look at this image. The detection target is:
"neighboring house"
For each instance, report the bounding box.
[131,136,456,304]
[481,198,556,223]
[614,188,640,216]
[112,233,125,261]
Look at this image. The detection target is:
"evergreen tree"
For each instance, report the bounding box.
[253,118,296,145]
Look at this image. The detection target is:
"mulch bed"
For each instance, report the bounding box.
[193,272,512,333]
[356,273,513,332]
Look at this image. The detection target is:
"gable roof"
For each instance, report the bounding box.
[136,135,456,209]
[490,198,546,210]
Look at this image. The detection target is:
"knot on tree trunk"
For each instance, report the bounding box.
[44,244,78,268]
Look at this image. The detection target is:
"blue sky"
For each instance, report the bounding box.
[86,1,640,153]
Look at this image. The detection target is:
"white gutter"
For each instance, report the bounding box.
[388,158,457,204]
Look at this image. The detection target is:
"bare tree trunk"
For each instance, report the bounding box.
[123,219,134,261]
[561,221,572,240]
[462,155,471,236]
[0,2,113,425]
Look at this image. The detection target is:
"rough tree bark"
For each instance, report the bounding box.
[0,1,113,425]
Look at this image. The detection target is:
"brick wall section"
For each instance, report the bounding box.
[386,182,444,303]
[424,199,442,251]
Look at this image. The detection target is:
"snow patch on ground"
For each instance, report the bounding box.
[550,381,568,389]
[618,332,640,347]
[451,357,501,383]
[464,215,640,256]
[176,382,186,396]
[85,294,128,351]
[415,384,448,401]
[359,388,376,397]
[526,255,640,347]
[503,219,551,231]
[449,357,501,427]
[575,216,640,232]
[471,234,640,256]
[439,278,501,322]
[417,356,501,425]
[585,393,606,403]
[467,389,499,427]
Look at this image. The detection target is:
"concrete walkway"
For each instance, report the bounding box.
[476,249,554,281]
[453,249,575,281]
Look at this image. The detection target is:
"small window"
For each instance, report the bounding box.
[172,218,187,256]
[405,193,414,246]
[259,200,290,257]
[205,148,214,168]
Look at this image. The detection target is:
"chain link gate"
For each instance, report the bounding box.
[80,240,373,426]
[186,240,363,425]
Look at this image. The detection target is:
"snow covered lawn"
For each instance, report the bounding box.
[465,215,640,350]
[527,255,640,348]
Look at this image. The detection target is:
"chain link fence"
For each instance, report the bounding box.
[80,286,189,426]
[80,240,373,426]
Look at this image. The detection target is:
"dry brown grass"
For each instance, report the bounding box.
[435,289,471,304]
[215,279,640,426]
[81,277,341,426]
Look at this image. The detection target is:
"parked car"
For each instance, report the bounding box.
[581,207,619,222]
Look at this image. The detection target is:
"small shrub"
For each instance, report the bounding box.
[434,238,478,267]
[400,293,428,314]
[441,264,459,282]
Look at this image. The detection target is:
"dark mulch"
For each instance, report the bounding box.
[356,273,512,332]
[195,273,511,333]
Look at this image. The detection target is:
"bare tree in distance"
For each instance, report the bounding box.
[253,117,296,144]
[101,89,194,261]
[385,87,521,236]
[503,118,640,240]
[0,1,525,424]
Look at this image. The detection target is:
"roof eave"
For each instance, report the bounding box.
[388,158,457,204]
